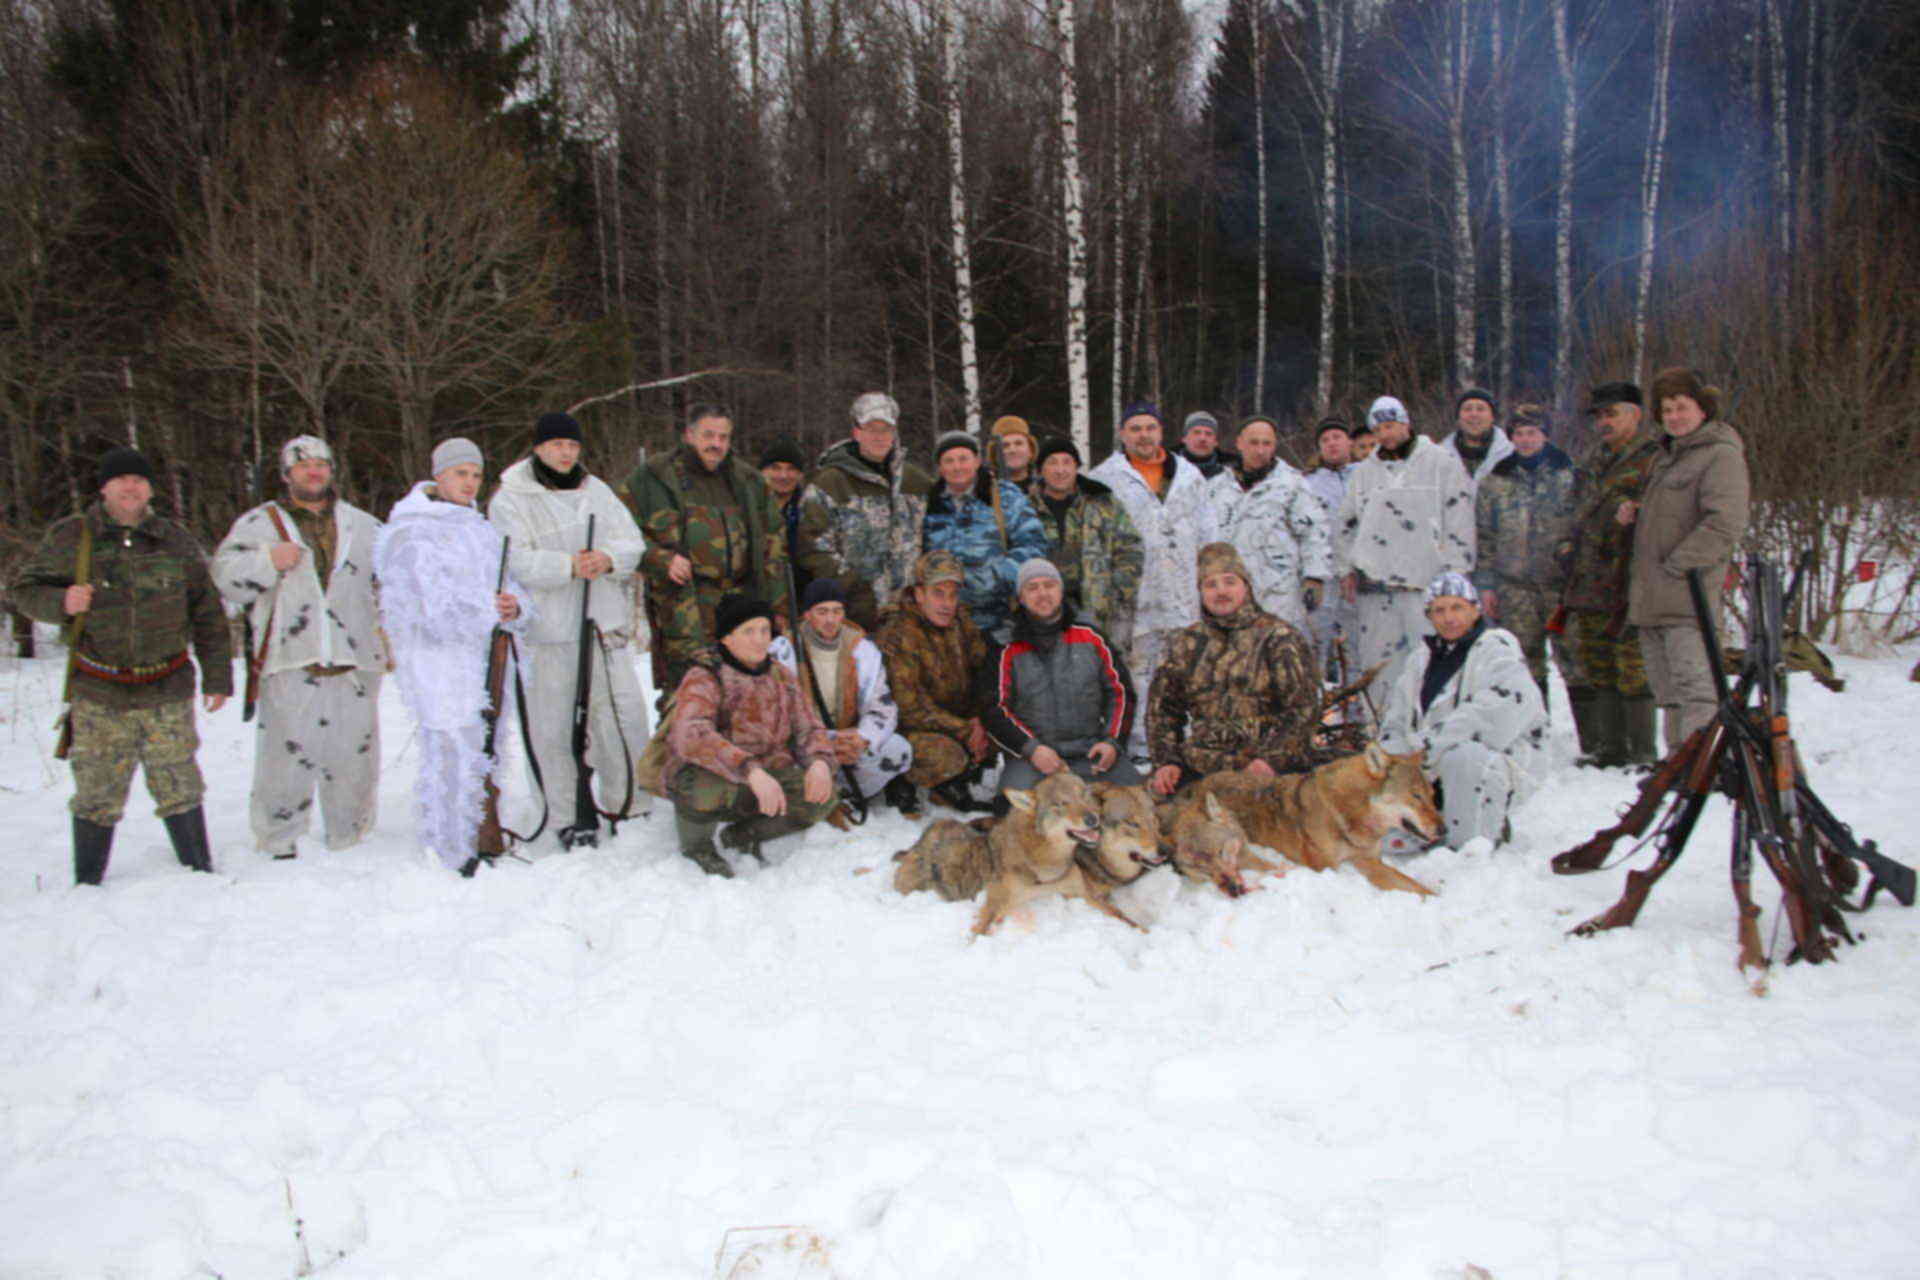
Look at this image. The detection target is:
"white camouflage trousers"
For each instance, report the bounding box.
[1355,588,1431,691]
[1430,740,1518,848]
[846,732,913,799]
[252,667,382,857]
[523,638,652,836]
[414,721,491,871]
[1125,627,1174,762]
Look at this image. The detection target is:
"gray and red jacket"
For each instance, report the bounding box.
[976,606,1134,761]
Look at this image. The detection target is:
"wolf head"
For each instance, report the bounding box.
[1173,793,1251,898]
[1358,743,1445,847]
[1005,771,1103,880]
[1088,782,1166,882]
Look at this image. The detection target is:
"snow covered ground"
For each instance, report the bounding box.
[3,643,1917,1279]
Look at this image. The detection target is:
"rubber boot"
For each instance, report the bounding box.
[722,813,807,864]
[883,776,923,819]
[73,816,115,886]
[1590,689,1626,767]
[1567,687,1603,766]
[675,812,734,878]
[1621,695,1659,768]
[162,806,214,873]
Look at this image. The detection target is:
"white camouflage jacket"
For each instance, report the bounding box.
[1334,436,1475,593]
[1379,622,1547,797]
[1086,450,1219,638]
[769,630,898,744]
[213,498,387,676]
[488,457,647,648]
[1208,463,1334,627]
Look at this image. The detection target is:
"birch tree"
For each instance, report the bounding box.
[1550,0,1575,410]
[1057,0,1092,456]
[1633,0,1676,386]
[1489,0,1513,403]
[940,0,983,435]
[1249,0,1268,413]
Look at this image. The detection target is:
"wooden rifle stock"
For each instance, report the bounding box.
[477,539,512,856]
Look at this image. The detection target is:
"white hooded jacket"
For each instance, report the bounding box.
[1086,450,1219,637]
[214,498,387,675]
[1440,425,1515,493]
[487,456,647,647]
[1334,436,1475,592]
[1207,463,1334,627]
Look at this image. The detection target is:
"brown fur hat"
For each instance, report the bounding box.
[1196,541,1252,587]
[1650,367,1720,422]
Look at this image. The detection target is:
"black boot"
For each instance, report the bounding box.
[930,765,994,815]
[1621,694,1659,768]
[163,806,214,873]
[1568,687,1606,766]
[884,776,923,819]
[73,816,115,885]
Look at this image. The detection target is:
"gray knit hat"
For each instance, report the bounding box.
[430,437,483,477]
[1016,558,1062,595]
[934,430,980,460]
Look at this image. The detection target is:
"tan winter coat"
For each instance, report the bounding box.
[1627,421,1751,628]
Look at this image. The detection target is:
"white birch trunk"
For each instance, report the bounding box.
[1057,0,1091,457]
[1490,0,1512,405]
[1443,0,1476,390]
[1551,0,1575,412]
[1314,0,1345,413]
[941,0,982,435]
[1764,0,1790,262]
[1251,0,1268,414]
[1632,0,1675,387]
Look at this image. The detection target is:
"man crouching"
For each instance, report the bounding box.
[663,594,838,876]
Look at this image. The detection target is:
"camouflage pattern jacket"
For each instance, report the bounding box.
[1026,474,1144,648]
[873,592,991,741]
[1334,436,1475,592]
[664,653,833,789]
[1207,462,1335,628]
[623,446,790,651]
[1380,620,1547,798]
[1146,602,1321,777]
[13,504,233,707]
[796,441,934,629]
[1560,429,1662,614]
[1471,444,1577,591]
[921,472,1050,637]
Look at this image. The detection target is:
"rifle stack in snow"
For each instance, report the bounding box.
[1552,554,1914,974]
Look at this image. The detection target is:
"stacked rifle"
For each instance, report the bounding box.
[1554,554,1913,971]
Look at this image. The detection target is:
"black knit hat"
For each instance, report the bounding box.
[801,578,846,612]
[1454,387,1497,417]
[715,593,775,641]
[1035,435,1081,468]
[758,436,808,471]
[97,447,156,489]
[1315,417,1351,440]
[1586,382,1643,413]
[533,412,582,444]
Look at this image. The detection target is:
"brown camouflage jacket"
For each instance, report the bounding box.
[12,504,234,707]
[664,653,833,788]
[1562,429,1662,614]
[873,592,990,740]
[1147,602,1320,777]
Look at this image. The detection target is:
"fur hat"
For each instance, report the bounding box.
[1454,387,1497,418]
[96,447,155,489]
[280,434,333,472]
[934,430,979,461]
[851,391,899,426]
[1586,381,1642,413]
[715,593,775,641]
[1650,367,1720,422]
[758,436,808,471]
[914,550,964,587]
[989,415,1036,453]
[533,412,582,445]
[801,578,846,613]
[1424,571,1479,606]
[1367,396,1409,427]
[1015,558,1062,595]
[1035,435,1080,469]
[1196,541,1252,587]
[430,437,483,477]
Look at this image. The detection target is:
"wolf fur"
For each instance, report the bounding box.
[974,771,1144,935]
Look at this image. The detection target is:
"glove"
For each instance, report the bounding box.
[1301,579,1323,613]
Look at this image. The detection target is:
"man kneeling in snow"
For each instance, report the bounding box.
[664,594,838,877]
[1378,572,1547,848]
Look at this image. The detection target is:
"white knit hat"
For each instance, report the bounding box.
[279,434,333,471]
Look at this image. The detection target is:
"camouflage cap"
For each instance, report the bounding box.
[914,550,965,587]
[1196,541,1252,587]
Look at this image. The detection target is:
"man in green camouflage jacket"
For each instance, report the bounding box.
[11,448,233,884]
[1471,403,1579,703]
[623,403,790,699]
[795,391,934,630]
[1027,436,1144,648]
[1146,542,1322,796]
[1559,382,1664,766]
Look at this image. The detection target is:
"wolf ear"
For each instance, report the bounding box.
[1363,742,1390,777]
[1005,788,1035,814]
[1204,793,1230,824]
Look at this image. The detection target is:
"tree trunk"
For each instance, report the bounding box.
[1764,0,1790,264]
[1443,0,1476,390]
[1058,0,1091,458]
[1632,0,1675,387]
[1551,0,1576,412]
[1490,0,1513,406]
[1251,0,1268,415]
[941,0,982,436]
[1313,0,1345,414]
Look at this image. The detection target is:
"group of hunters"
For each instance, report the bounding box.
[11,365,1750,884]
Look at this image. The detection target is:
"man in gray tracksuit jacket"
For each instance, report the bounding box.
[977,559,1140,799]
